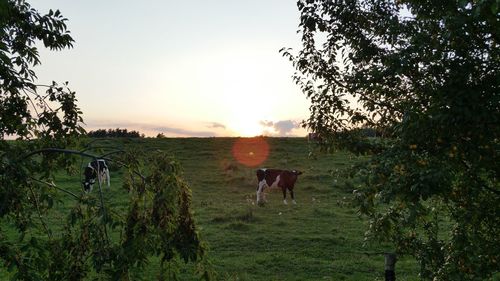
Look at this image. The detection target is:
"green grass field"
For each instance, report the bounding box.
[1,137,420,280]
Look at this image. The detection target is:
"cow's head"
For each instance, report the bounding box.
[82,179,94,192]
[82,166,96,192]
[291,170,303,176]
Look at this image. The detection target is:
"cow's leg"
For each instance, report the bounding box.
[256,180,266,204]
[262,182,268,202]
[98,171,104,188]
[105,169,110,187]
[256,183,260,203]
[97,172,102,187]
[289,188,296,204]
[282,188,288,205]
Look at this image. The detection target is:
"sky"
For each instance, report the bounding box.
[30,0,310,137]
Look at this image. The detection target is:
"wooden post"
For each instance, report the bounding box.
[385,253,397,281]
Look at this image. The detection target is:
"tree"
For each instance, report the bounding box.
[87,128,144,138]
[0,1,211,279]
[284,0,499,279]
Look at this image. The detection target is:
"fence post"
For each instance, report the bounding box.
[384,253,397,281]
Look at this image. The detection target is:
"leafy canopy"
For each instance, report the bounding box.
[284,0,499,279]
[0,1,211,280]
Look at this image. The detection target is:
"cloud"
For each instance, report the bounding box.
[207,122,226,129]
[274,120,299,135]
[260,119,300,136]
[259,120,274,127]
[82,119,306,137]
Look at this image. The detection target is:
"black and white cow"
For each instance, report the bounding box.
[256,168,302,204]
[82,159,110,192]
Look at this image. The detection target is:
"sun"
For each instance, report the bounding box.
[229,118,264,137]
[223,96,268,137]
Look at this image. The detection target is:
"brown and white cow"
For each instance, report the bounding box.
[307,132,322,143]
[256,168,302,205]
[82,159,110,192]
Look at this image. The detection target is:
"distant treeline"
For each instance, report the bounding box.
[359,127,378,137]
[87,128,145,138]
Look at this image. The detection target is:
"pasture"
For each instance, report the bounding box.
[1,137,420,280]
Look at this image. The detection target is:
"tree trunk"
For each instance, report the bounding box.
[385,253,397,281]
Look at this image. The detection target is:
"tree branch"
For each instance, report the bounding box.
[30,177,80,200]
[28,183,52,241]
[95,174,110,243]
[20,148,103,161]
[461,160,500,196]
[20,147,150,191]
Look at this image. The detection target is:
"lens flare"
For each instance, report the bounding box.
[231,137,269,167]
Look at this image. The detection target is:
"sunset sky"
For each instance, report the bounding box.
[30,0,310,137]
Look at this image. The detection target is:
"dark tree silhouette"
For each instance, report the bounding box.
[284,0,499,279]
[87,128,143,138]
[0,1,212,279]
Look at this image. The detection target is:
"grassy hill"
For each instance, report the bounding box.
[164,137,419,280]
[1,137,420,280]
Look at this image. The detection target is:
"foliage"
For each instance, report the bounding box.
[87,128,144,138]
[0,1,210,280]
[0,0,82,142]
[284,0,499,279]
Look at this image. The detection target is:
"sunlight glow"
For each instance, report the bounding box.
[227,117,264,137]
[187,47,276,137]
[30,0,310,137]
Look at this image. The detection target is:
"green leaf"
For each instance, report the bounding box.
[491,1,498,14]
